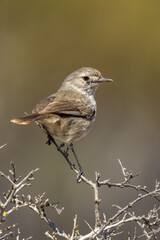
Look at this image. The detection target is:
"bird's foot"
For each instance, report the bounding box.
[76,169,84,183]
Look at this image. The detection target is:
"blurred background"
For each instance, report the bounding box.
[0,0,160,239]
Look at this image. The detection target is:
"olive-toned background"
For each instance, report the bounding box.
[0,1,160,239]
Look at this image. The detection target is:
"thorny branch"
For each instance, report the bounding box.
[41,131,160,239]
[0,161,65,239]
[0,142,160,239]
[44,134,160,240]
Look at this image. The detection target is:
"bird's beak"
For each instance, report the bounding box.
[99,77,113,83]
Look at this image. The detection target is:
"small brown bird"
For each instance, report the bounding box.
[11,67,112,176]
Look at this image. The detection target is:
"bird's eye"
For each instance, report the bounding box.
[83,76,89,80]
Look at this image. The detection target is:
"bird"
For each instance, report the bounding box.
[11,67,113,177]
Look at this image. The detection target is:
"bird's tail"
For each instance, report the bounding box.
[11,113,45,125]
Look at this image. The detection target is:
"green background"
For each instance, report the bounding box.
[0,0,160,239]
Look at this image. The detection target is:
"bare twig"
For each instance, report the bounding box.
[1,141,160,239]
[0,143,7,149]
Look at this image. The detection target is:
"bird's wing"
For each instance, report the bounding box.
[39,90,95,118]
[32,94,56,113]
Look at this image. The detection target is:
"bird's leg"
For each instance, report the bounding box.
[35,121,75,170]
[70,143,84,182]
[47,135,75,170]
[63,146,69,158]
[57,143,69,158]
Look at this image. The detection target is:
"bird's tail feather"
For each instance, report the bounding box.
[11,113,45,125]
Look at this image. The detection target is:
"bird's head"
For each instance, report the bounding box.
[59,67,113,96]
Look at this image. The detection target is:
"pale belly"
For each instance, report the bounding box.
[38,115,95,144]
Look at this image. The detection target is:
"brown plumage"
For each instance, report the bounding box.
[11,67,112,144]
[11,113,52,125]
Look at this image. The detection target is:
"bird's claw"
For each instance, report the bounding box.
[76,170,84,183]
